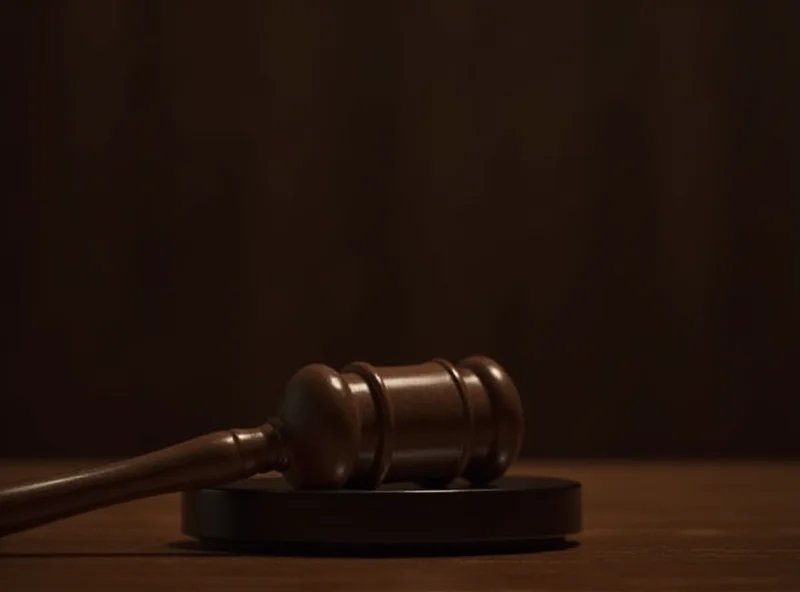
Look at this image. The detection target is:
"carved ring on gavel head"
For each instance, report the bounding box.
[0,356,523,537]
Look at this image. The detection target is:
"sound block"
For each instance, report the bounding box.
[181,476,581,555]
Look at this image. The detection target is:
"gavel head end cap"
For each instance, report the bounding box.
[277,364,360,489]
[459,355,525,484]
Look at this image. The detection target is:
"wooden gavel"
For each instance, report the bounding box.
[0,356,524,537]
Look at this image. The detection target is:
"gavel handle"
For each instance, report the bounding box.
[0,423,283,537]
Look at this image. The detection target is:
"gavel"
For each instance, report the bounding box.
[0,356,523,537]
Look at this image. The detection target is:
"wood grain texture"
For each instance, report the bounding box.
[1,461,798,591]
[2,0,799,460]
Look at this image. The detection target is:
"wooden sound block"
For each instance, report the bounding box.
[181,475,582,555]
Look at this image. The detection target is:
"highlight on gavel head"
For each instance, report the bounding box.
[272,356,524,490]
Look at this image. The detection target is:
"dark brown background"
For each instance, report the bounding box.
[2,0,798,459]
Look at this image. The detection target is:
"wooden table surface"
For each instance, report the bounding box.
[1,460,798,591]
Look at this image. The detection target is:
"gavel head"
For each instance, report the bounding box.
[273,356,524,489]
